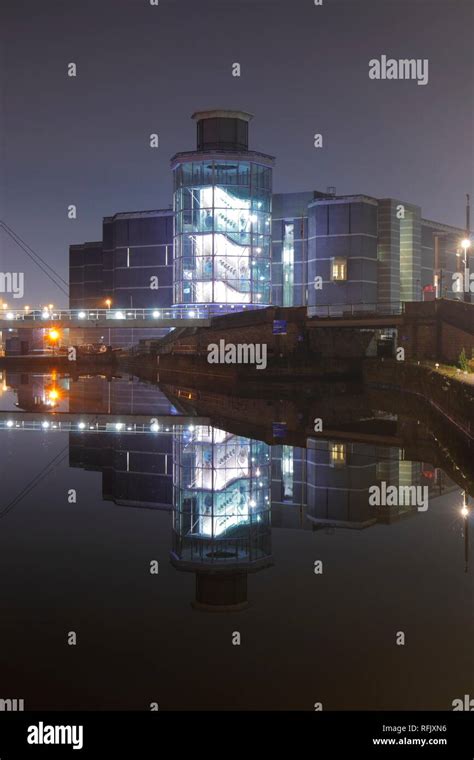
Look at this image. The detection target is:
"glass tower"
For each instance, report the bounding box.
[171,110,274,307]
[170,426,272,610]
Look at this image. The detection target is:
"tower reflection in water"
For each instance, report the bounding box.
[171,426,273,611]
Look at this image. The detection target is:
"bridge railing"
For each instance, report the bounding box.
[0,414,210,432]
[0,304,258,322]
[3,302,408,322]
[307,303,405,319]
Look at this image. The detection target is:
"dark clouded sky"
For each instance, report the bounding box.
[1,0,473,305]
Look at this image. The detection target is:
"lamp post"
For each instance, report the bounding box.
[461,492,470,573]
[463,193,471,303]
[457,238,471,302]
[105,299,112,346]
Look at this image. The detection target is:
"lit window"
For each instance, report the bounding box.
[331,257,347,281]
[330,442,346,467]
[282,223,294,307]
[281,445,294,500]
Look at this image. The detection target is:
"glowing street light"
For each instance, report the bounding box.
[457,239,472,302]
[46,386,61,406]
[105,298,112,309]
[48,328,60,356]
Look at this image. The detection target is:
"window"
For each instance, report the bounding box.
[281,445,294,501]
[282,222,294,306]
[173,160,271,305]
[331,257,347,281]
[330,442,346,467]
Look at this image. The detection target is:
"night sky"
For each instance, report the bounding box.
[1,0,473,306]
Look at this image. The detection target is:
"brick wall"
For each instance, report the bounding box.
[403,300,474,362]
[441,322,474,363]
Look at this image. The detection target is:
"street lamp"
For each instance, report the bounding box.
[105,299,112,346]
[47,387,61,406]
[457,238,471,302]
[48,328,60,356]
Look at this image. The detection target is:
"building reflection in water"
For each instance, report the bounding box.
[2,371,68,412]
[171,426,273,611]
[67,374,176,508]
[2,372,468,603]
[271,440,453,531]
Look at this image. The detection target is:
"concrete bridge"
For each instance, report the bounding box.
[148,298,473,366]
[306,302,404,328]
[307,299,474,362]
[2,300,472,364]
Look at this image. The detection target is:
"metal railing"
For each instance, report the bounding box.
[0,304,260,323]
[307,302,406,319]
[1,301,409,323]
[0,413,210,433]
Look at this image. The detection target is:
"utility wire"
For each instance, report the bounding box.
[0,220,69,297]
[0,220,69,287]
[0,443,69,519]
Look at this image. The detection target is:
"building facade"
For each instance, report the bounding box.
[70,210,173,311]
[69,210,173,347]
[69,109,467,333]
[271,190,464,310]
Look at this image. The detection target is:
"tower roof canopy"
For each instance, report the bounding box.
[191,109,253,123]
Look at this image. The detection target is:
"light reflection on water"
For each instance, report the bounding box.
[0,371,472,710]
